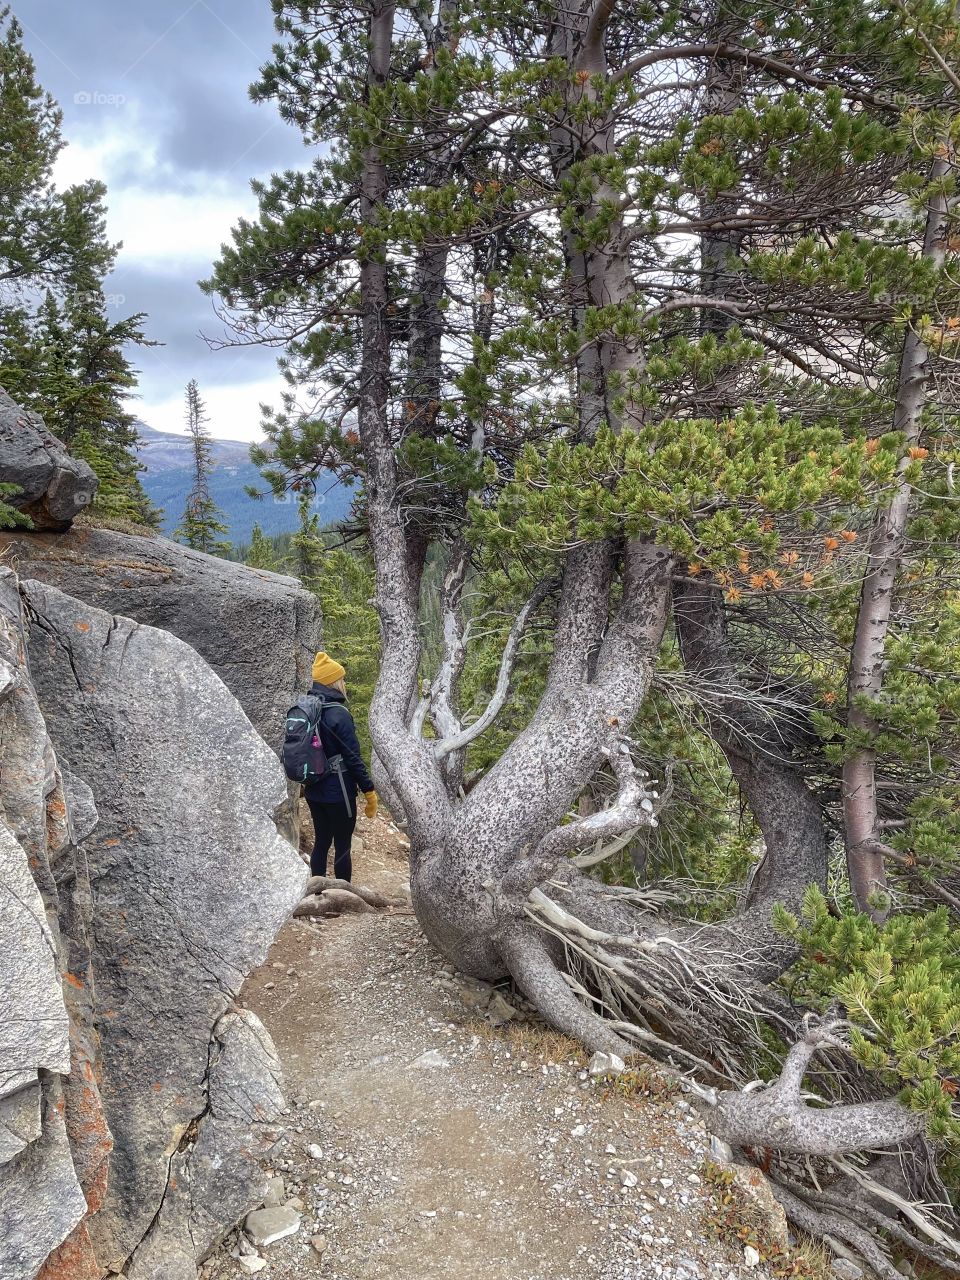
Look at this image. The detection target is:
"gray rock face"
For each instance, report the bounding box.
[0,569,91,1277]
[0,822,71,1104]
[0,1087,88,1279]
[1,524,323,744]
[0,563,307,1279]
[0,569,71,1109]
[0,1084,41,1165]
[0,388,98,529]
[20,578,306,1268]
[124,1011,287,1280]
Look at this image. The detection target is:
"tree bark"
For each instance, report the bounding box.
[843,153,950,918]
[708,1022,926,1155]
[356,0,451,848]
[674,578,829,906]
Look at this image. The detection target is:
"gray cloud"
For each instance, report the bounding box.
[20,0,304,181]
[107,262,279,388]
[17,0,309,432]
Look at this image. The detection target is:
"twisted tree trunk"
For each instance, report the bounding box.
[843,152,951,919]
[674,578,829,907]
[352,16,955,1272]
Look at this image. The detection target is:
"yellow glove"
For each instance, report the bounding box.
[363,791,378,820]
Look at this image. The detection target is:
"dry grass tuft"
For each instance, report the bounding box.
[75,511,160,538]
[467,1014,588,1066]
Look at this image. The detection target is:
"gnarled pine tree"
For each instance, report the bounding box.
[209,1,960,1269]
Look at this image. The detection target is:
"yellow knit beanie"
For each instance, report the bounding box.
[312,651,346,685]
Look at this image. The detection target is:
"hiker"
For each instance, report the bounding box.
[304,651,378,882]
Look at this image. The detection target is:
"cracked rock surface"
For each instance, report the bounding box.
[0,563,307,1279]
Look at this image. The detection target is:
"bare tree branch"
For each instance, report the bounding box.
[432,577,552,760]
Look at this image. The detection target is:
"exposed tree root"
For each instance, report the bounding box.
[708,1017,927,1156]
[771,1166,960,1276]
[520,874,798,1086]
[490,878,960,1278]
[770,1179,904,1280]
[497,923,635,1057]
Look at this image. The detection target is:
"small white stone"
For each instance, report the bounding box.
[709,1135,733,1163]
[411,1049,451,1069]
[744,1245,761,1268]
[571,1124,587,1138]
[587,1051,626,1078]
[236,1232,259,1258]
[619,1169,638,1188]
[261,1176,285,1209]
[306,1143,323,1161]
[238,1258,267,1274]
[244,1206,301,1247]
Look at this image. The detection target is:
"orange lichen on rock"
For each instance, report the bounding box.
[35,1222,102,1280]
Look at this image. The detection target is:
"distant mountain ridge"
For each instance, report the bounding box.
[137,423,252,471]
[136,423,353,544]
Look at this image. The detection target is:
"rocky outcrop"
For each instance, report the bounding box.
[0,567,306,1279]
[0,525,322,746]
[0,389,98,529]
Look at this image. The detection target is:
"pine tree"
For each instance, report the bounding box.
[0,483,30,530]
[1,289,158,524]
[288,492,324,588]
[175,380,230,556]
[0,9,155,523]
[0,7,110,290]
[244,522,277,571]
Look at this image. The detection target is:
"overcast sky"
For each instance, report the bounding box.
[18,0,307,440]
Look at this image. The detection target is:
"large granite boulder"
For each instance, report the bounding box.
[0,525,322,745]
[0,388,98,529]
[0,568,307,1279]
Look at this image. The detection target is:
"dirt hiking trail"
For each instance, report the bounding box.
[203,814,778,1280]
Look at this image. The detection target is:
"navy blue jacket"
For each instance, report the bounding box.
[304,683,374,805]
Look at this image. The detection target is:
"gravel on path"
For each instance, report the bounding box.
[203,815,774,1280]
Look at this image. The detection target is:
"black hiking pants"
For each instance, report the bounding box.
[307,798,357,882]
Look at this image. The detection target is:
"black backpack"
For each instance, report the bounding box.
[282,695,330,784]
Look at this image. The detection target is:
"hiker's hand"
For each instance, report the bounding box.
[363,791,378,820]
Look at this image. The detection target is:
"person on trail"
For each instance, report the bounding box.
[305,651,378,882]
